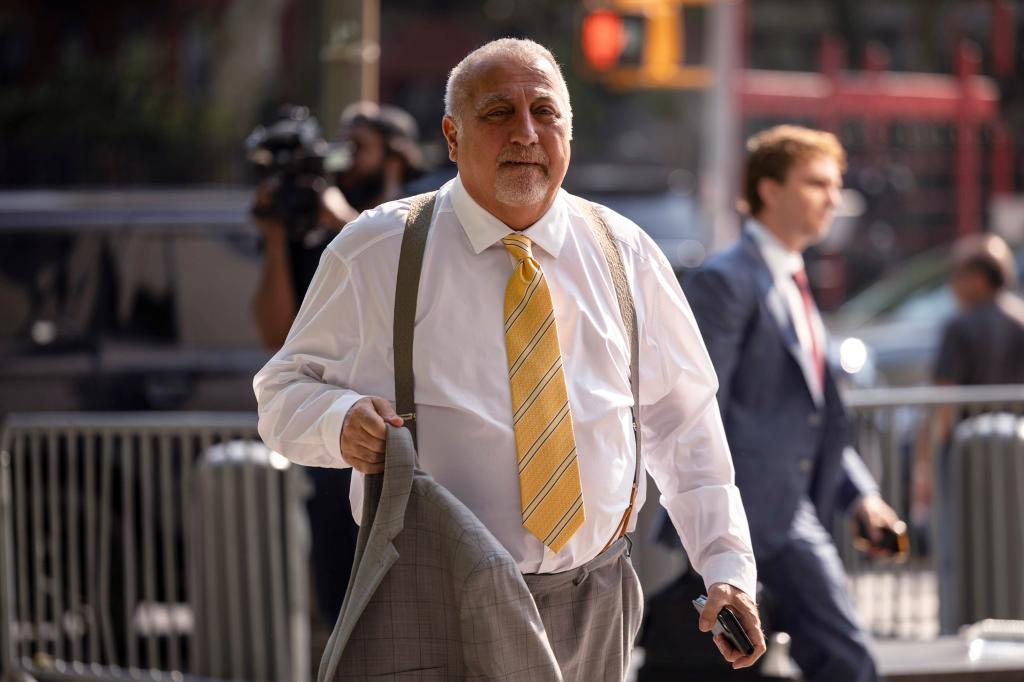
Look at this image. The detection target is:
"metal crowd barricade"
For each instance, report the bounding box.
[841,384,1024,640]
[0,413,310,682]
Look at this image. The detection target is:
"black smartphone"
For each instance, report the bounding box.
[854,518,909,558]
[692,595,755,657]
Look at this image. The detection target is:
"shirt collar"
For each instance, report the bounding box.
[449,174,568,258]
[746,219,805,279]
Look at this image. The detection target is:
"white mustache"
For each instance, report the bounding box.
[497,147,549,166]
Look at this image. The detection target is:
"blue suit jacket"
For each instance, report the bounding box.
[682,231,876,560]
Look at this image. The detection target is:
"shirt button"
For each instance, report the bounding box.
[808,412,823,427]
[799,458,813,473]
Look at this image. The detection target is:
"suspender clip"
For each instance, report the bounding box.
[398,412,417,422]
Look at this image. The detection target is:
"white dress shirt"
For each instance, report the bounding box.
[746,220,827,404]
[254,176,756,596]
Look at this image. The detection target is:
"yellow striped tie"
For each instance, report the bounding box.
[501,233,585,553]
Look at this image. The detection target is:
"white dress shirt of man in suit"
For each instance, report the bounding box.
[682,125,903,682]
[255,38,767,673]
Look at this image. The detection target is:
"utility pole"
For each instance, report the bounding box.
[579,0,738,249]
[703,0,741,251]
[319,0,380,132]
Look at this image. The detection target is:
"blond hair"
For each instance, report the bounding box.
[741,125,846,216]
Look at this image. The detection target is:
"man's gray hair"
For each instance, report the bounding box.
[444,38,573,136]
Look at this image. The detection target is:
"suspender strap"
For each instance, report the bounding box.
[393,192,642,549]
[571,196,642,552]
[394,192,438,448]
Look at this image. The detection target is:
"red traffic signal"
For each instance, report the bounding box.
[581,10,627,72]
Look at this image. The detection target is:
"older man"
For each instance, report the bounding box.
[255,38,764,679]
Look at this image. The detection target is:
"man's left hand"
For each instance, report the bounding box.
[852,493,901,556]
[701,582,766,669]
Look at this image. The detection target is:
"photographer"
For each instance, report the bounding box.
[248,102,424,630]
[250,102,425,349]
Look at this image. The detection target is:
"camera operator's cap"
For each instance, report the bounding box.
[339,101,425,178]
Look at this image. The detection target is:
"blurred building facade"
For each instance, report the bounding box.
[4,2,1020,210]
[2,1,1023,413]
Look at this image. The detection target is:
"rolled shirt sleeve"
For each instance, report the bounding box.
[636,241,757,598]
[254,247,368,468]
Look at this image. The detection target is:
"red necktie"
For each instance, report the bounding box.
[792,269,825,389]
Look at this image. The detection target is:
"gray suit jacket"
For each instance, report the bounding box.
[318,426,562,681]
[682,230,877,559]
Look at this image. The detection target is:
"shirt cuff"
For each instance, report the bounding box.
[318,392,366,466]
[700,555,758,601]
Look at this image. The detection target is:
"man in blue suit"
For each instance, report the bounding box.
[684,125,901,682]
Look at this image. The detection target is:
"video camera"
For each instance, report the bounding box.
[245,105,352,239]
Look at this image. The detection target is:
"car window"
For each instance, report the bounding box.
[886,283,956,323]
[835,242,1023,328]
[883,244,1024,324]
[834,249,949,327]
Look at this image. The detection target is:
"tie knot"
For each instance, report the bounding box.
[502,233,534,262]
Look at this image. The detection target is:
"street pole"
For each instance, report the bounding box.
[319,0,380,133]
[703,0,741,252]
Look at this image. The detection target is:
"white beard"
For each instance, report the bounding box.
[494,165,548,206]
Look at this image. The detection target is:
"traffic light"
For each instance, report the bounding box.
[580,9,645,72]
[576,0,716,90]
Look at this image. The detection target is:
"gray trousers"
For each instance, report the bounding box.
[524,538,644,682]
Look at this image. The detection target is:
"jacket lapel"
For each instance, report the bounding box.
[741,233,822,404]
[319,426,416,682]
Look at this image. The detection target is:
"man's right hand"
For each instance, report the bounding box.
[701,582,766,669]
[340,397,404,473]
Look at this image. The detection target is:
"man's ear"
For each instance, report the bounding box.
[757,176,779,211]
[441,116,459,163]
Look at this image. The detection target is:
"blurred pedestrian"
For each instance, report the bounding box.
[677,125,903,682]
[251,102,425,350]
[249,101,424,630]
[255,38,765,678]
[935,233,1024,387]
[912,232,1024,631]
[913,233,1024,509]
